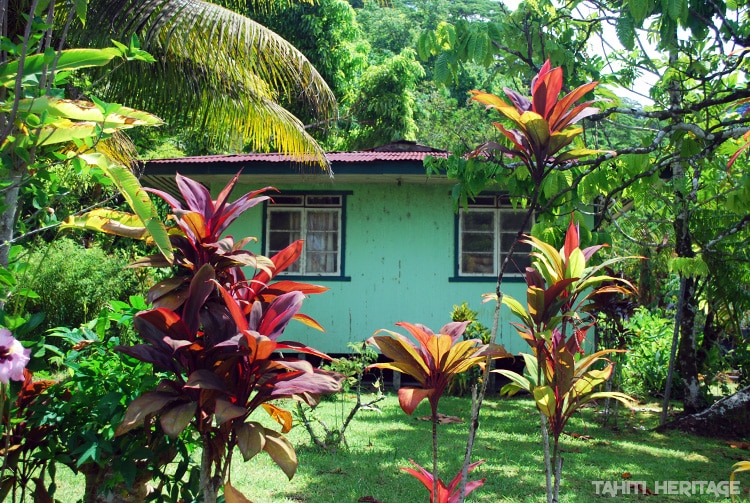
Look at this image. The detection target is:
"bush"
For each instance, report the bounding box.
[24,238,144,339]
[447,302,490,396]
[620,306,677,400]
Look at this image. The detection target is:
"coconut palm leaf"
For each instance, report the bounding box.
[66,0,335,167]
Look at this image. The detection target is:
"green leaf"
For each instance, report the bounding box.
[434,53,451,85]
[75,443,99,468]
[0,267,17,288]
[0,48,120,88]
[616,13,636,50]
[79,154,173,263]
[628,0,651,24]
[668,256,710,277]
[61,208,150,240]
[495,369,531,395]
[500,294,534,327]
[662,0,685,20]
[417,31,434,61]
[566,247,586,279]
[521,353,540,387]
[75,0,88,23]
[533,385,556,418]
[12,96,163,126]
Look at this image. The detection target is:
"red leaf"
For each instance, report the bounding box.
[563,216,579,260]
[397,387,434,415]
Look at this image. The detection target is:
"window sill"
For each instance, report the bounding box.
[449,275,527,283]
[277,274,352,282]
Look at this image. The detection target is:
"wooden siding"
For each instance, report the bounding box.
[227,180,529,355]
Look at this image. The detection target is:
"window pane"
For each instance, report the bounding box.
[268,210,301,272]
[460,211,495,274]
[501,210,529,230]
[271,195,304,206]
[305,210,339,273]
[307,195,341,206]
[499,209,532,275]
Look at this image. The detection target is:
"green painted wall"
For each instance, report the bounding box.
[227,180,529,355]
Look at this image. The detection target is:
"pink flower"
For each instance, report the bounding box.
[0,328,30,383]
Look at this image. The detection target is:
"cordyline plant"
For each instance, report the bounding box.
[114,173,342,502]
[368,321,510,502]
[488,218,637,503]
[454,61,610,503]
[469,59,603,185]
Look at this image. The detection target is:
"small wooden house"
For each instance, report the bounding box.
[142,141,533,356]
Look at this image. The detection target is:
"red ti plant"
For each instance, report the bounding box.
[367,322,509,502]
[402,459,486,503]
[490,217,637,503]
[469,60,604,185]
[115,173,342,502]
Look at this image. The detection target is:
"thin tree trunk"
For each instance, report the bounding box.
[432,410,439,503]
[667,47,707,416]
[661,277,686,425]
[540,413,553,503]
[200,434,220,503]
[0,166,23,268]
[676,276,707,413]
[457,185,541,502]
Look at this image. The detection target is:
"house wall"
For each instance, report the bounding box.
[227,180,529,355]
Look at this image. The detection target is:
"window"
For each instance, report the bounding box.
[266,194,344,276]
[457,195,533,277]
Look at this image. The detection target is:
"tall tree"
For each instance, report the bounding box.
[1,0,336,267]
[419,0,750,417]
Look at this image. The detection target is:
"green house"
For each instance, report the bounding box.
[142,141,533,356]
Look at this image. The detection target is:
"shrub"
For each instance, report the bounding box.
[448,302,490,396]
[620,306,676,400]
[23,238,144,339]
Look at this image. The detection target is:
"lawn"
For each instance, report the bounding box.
[49,393,746,502]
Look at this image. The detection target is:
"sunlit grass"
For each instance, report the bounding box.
[47,394,748,502]
[226,394,745,503]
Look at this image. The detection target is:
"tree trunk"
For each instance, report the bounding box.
[668,45,707,414]
[675,276,708,413]
[657,386,750,440]
[0,166,23,269]
[200,435,220,503]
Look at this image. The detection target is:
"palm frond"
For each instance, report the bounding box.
[70,0,334,165]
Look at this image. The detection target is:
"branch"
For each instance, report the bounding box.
[702,213,750,252]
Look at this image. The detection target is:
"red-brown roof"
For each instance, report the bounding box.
[145,142,449,166]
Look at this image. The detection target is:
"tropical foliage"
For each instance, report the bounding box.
[493,218,636,503]
[469,60,603,182]
[417,0,750,417]
[113,173,342,502]
[368,321,509,502]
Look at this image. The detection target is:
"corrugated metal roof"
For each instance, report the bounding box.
[145,149,449,166]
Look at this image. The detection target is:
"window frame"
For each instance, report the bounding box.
[451,194,533,282]
[262,191,351,281]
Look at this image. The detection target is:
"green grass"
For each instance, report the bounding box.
[45,393,749,502]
